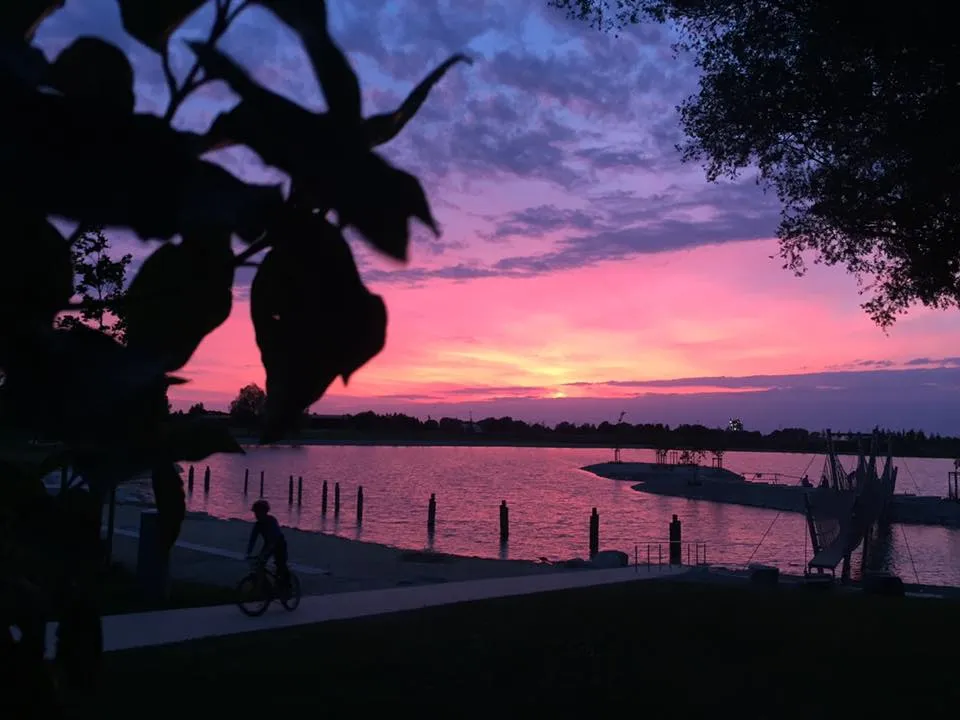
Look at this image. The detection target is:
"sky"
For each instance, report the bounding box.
[34,0,960,434]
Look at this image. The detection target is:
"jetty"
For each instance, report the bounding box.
[583,436,960,529]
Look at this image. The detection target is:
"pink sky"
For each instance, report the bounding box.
[34,1,960,432]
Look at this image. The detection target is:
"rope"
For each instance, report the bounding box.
[898,524,921,584]
[899,457,922,494]
[745,510,782,567]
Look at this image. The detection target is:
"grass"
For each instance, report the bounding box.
[98,578,959,715]
[97,564,237,616]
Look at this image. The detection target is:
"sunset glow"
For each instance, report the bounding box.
[34,1,960,432]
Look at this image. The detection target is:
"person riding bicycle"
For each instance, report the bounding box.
[245,500,291,593]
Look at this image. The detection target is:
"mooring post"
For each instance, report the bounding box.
[288,475,294,505]
[589,507,600,558]
[321,480,328,515]
[357,486,364,524]
[187,465,194,493]
[297,476,303,506]
[499,500,509,542]
[669,514,682,566]
[243,468,249,495]
[427,493,437,535]
[203,466,210,494]
[334,482,341,516]
[259,470,264,497]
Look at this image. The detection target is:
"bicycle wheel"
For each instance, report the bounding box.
[236,573,272,617]
[280,572,301,611]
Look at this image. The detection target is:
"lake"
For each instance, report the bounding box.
[177,445,960,587]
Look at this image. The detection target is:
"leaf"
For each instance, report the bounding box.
[251,214,387,443]
[49,36,135,114]
[3,92,283,241]
[0,37,52,90]
[335,152,439,261]
[364,54,473,148]
[191,43,437,259]
[116,0,207,52]
[123,232,235,371]
[151,463,185,550]
[259,0,362,122]
[0,213,73,331]
[2,0,64,41]
[0,326,174,447]
[159,415,244,462]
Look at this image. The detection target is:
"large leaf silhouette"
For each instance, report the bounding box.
[0,214,72,331]
[365,54,473,148]
[251,212,386,443]
[124,232,235,371]
[50,36,135,114]
[3,1,63,41]
[4,90,283,241]
[116,0,208,52]
[191,43,438,260]
[0,326,173,448]
[258,0,361,122]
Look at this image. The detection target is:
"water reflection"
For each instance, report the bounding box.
[174,445,960,586]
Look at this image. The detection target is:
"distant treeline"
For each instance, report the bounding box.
[180,405,960,459]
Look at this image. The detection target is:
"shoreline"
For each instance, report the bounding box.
[108,504,624,595]
[230,435,960,461]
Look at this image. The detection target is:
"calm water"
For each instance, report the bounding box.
[178,445,960,587]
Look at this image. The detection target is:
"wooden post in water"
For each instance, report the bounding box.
[288,475,294,505]
[669,515,682,566]
[243,468,249,495]
[321,480,328,515]
[187,465,194,493]
[499,500,509,542]
[334,482,341,516]
[203,466,210,494]
[356,486,364,524]
[259,470,264,497]
[589,508,600,558]
[297,476,303,506]
[427,493,437,535]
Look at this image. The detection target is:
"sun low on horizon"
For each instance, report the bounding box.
[35,0,960,434]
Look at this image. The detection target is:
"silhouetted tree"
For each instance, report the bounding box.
[229,384,266,425]
[187,402,206,416]
[55,226,132,341]
[554,0,960,326]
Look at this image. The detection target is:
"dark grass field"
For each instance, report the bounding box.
[99,578,960,716]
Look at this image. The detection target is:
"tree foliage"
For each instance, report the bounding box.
[229,383,266,425]
[55,227,131,342]
[552,0,960,326]
[0,0,469,713]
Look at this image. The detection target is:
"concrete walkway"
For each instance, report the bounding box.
[110,527,331,576]
[46,564,688,654]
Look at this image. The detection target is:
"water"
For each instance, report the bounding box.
[174,445,960,587]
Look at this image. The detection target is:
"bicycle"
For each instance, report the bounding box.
[236,556,302,617]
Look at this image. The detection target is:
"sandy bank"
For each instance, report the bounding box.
[584,462,960,528]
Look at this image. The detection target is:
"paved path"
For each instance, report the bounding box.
[110,527,331,576]
[46,564,688,654]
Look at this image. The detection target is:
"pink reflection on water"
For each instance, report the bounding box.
[186,446,960,586]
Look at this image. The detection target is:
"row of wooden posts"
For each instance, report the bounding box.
[184,466,685,559]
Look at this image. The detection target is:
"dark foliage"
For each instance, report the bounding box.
[0,1,469,714]
[553,0,960,327]
[56,227,131,342]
